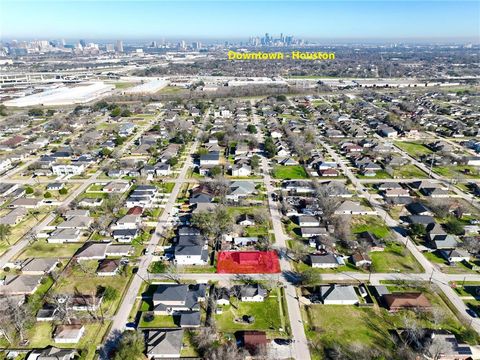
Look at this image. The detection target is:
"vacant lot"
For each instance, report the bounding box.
[394,141,432,157]
[369,242,423,273]
[272,165,308,179]
[215,290,287,338]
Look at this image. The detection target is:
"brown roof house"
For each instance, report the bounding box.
[383,292,432,312]
[238,331,269,355]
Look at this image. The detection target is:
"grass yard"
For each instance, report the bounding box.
[423,250,479,274]
[215,291,287,337]
[394,141,433,157]
[272,165,308,179]
[138,313,177,328]
[392,164,428,179]
[17,242,83,259]
[352,215,391,239]
[357,170,392,179]
[114,82,135,89]
[369,242,423,273]
[433,165,480,179]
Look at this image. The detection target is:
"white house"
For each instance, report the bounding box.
[52,163,85,176]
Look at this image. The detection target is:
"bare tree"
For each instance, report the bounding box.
[332,215,352,241]
[159,263,181,284]
[0,297,34,344]
[312,181,344,220]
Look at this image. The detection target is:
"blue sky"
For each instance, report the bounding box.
[1,1,479,41]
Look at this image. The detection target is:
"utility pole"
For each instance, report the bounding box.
[429,268,434,284]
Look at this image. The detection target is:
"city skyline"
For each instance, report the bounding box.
[1,0,479,42]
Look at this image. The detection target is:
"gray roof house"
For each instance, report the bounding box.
[145,329,184,359]
[239,284,267,302]
[318,285,359,305]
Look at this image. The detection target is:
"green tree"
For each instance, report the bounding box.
[120,109,132,117]
[167,157,178,166]
[250,155,260,170]
[46,109,56,117]
[445,217,464,235]
[299,268,322,286]
[246,124,257,134]
[210,166,222,177]
[28,108,44,117]
[264,136,277,158]
[44,191,52,199]
[110,107,122,117]
[114,331,145,360]
[103,286,119,302]
[101,148,113,157]
[25,187,34,195]
[409,223,426,238]
[0,104,7,116]
[0,224,12,245]
[59,188,68,195]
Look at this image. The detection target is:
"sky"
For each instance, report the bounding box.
[1,0,479,42]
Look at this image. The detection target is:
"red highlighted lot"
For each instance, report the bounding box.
[217,251,281,274]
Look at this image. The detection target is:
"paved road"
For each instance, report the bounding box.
[101,139,199,357]
[261,154,312,360]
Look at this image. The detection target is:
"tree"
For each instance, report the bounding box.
[250,155,260,170]
[409,223,426,238]
[103,286,119,302]
[159,263,181,284]
[210,166,222,177]
[264,136,277,158]
[332,215,351,240]
[44,191,52,199]
[25,186,34,195]
[460,236,480,253]
[444,217,464,235]
[246,124,257,134]
[299,268,322,286]
[120,109,132,117]
[28,108,44,117]
[289,241,310,262]
[114,330,145,360]
[0,297,34,344]
[0,224,12,245]
[312,182,343,220]
[110,107,122,117]
[59,188,68,195]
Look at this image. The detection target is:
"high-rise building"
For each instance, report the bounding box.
[79,39,86,47]
[106,43,115,52]
[115,40,124,52]
[192,41,201,50]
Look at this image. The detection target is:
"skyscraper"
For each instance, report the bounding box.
[115,40,124,52]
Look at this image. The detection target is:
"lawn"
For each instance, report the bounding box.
[369,242,423,273]
[423,250,478,274]
[272,165,308,179]
[114,82,135,89]
[357,170,392,180]
[394,141,433,157]
[433,165,480,179]
[17,242,83,259]
[138,313,177,328]
[352,215,391,239]
[392,164,428,179]
[215,291,287,337]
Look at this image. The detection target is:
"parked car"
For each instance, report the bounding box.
[466,309,478,318]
